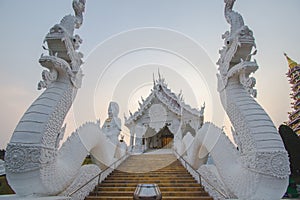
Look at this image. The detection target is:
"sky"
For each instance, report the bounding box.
[0,0,299,149]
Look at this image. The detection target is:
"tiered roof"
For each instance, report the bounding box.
[124,73,204,126]
[285,53,300,134]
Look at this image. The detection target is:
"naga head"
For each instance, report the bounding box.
[44,18,83,65]
[42,0,86,67]
[45,24,71,62]
[218,0,256,69]
[38,0,86,89]
[217,0,258,95]
[225,25,255,67]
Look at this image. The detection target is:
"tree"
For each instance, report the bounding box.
[0,150,5,160]
[279,125,300,180]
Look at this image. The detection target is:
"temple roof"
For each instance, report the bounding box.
[124,73,204,125]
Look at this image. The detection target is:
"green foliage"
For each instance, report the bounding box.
[82,155,93,165]
[0,176,14,195]
[0,150,5,160]
[279,124,300,180]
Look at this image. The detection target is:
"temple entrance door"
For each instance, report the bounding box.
[146,126,174,149]
[162,136,173,148]
[160,126,174,149]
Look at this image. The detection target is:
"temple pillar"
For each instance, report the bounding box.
[133,124,147,153]
[130,135,134,147]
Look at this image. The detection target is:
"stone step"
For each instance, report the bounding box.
[98,182,201,187]
[85,196,213,200]
[105,176,194,181]
[102,179,197,184]
[97,186,205,192]
[113,169,189,173]
[86,196,213,200]
[108,172,191,178]
[106,176,193,180]
[92,191,209,197]
[112,171,189,175]
[112,170,190,175]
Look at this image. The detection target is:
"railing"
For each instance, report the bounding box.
[67,152,129,197]
[173,150,228,199]
[173,150,202,185]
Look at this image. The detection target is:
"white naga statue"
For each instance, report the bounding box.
[182,0,290,199]
[4,1,125,199]
[102,102,122,145]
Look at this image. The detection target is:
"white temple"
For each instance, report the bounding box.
[125,73,205,152]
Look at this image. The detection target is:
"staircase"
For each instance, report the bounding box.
[85,153,213,200]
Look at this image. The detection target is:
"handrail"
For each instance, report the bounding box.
[67,152,129,197]
[173,150,202,185]
[173,150,228,199]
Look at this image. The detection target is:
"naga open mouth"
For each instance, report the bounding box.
[44,25,73,62]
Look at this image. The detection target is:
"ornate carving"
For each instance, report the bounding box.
[149,104,167,132]
[240,151,290,179]
[5,144,28,172]
[5,144,56,173]
[226,102,256,153]
[239,72,257,97]
[42,85,74,148]
[38,69,58,90]
[125,74,204,126]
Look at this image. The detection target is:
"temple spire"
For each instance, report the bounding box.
[284,53,298,69]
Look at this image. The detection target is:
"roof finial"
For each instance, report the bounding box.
[284,53,298,69]
[177,90,182,99]
[200,102,205,115]
[153,73,156,86]
[158,68,161,81]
